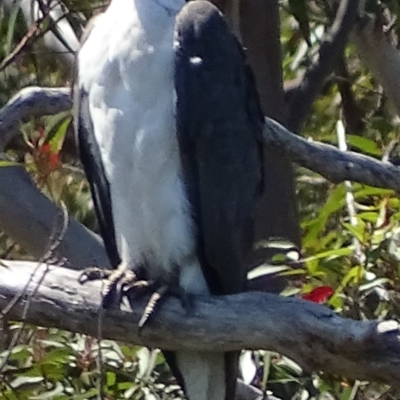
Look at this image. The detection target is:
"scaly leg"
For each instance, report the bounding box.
[79,265,193,328]
[79,264,150,308]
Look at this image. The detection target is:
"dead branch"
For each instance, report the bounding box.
[0,260,399,387]
[0,165,108,269]
[264,117,400,192]
[1,88,400,269]
[0,86,71,151]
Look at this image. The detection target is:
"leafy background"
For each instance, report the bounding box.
[1,0,400,399]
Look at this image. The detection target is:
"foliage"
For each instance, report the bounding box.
[0,0,400,399]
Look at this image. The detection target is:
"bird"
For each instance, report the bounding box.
[73,0,264,399]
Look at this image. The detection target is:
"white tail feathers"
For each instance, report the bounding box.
[176,351,227,400]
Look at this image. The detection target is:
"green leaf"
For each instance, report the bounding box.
[342,222,365,243]
[303,184,347,246]
[346,135,381,156]
[341,265,365,287]
[304,247,353,262]
[47,114,71,153]
[0,160,21,167]
[354,186,393,199]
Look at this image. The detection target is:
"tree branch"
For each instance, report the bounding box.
[264,117,400,192]
[0,86,71,151]
[287,0,360,133]
[1,87,400,270]
[0,261,399,387]
[0,165,108,269]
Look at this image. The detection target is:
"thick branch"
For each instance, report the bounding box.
[0,86,71,151]
[0,261,399,387]
[288,0,359,133]
[0,165,108,269]
[0,88,400,268]
[264,117,400,192]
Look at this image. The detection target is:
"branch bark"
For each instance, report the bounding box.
[264,117,400,192]
[0,86,71,151]
[1,87,400,271]
[0,165,108,269]
[1,261,399,387]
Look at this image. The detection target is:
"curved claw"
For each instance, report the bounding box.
[138,285,169,329]
[137,284,194,330]
[78,266,192,329]
[78,267,112,284]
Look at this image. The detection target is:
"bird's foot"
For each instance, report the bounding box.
[126,281,194,330]
[79,267,193,330]
[79,266,151,309]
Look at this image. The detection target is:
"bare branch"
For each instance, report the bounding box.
[0,261,399,387]
[0,166,108,269]
[0,87,400,270]
[0,86,71,151]
[288,0,360,133]
[264,117,400,192]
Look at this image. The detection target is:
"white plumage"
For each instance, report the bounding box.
[78,0,208,294]
[76,1,227,399]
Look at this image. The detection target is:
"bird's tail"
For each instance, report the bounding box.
[164,350,238,400]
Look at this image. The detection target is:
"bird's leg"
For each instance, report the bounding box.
[79,264,151,308]
[130,280,194,329]
[79,265,193,328]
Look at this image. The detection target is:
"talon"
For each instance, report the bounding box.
[138,285,169,329]
[101,268,135,308]
[122,279,151,293]
[78,265,190,327]
[78,266,111,284]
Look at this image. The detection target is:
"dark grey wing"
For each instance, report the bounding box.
[174,0,264,296]
[173,3,264,399]
[73,85,121,269]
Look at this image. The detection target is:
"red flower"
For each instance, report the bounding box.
[302,286,334,303]
[48,152,59,169]
[40,143,51,154]
[37,142,60,171]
